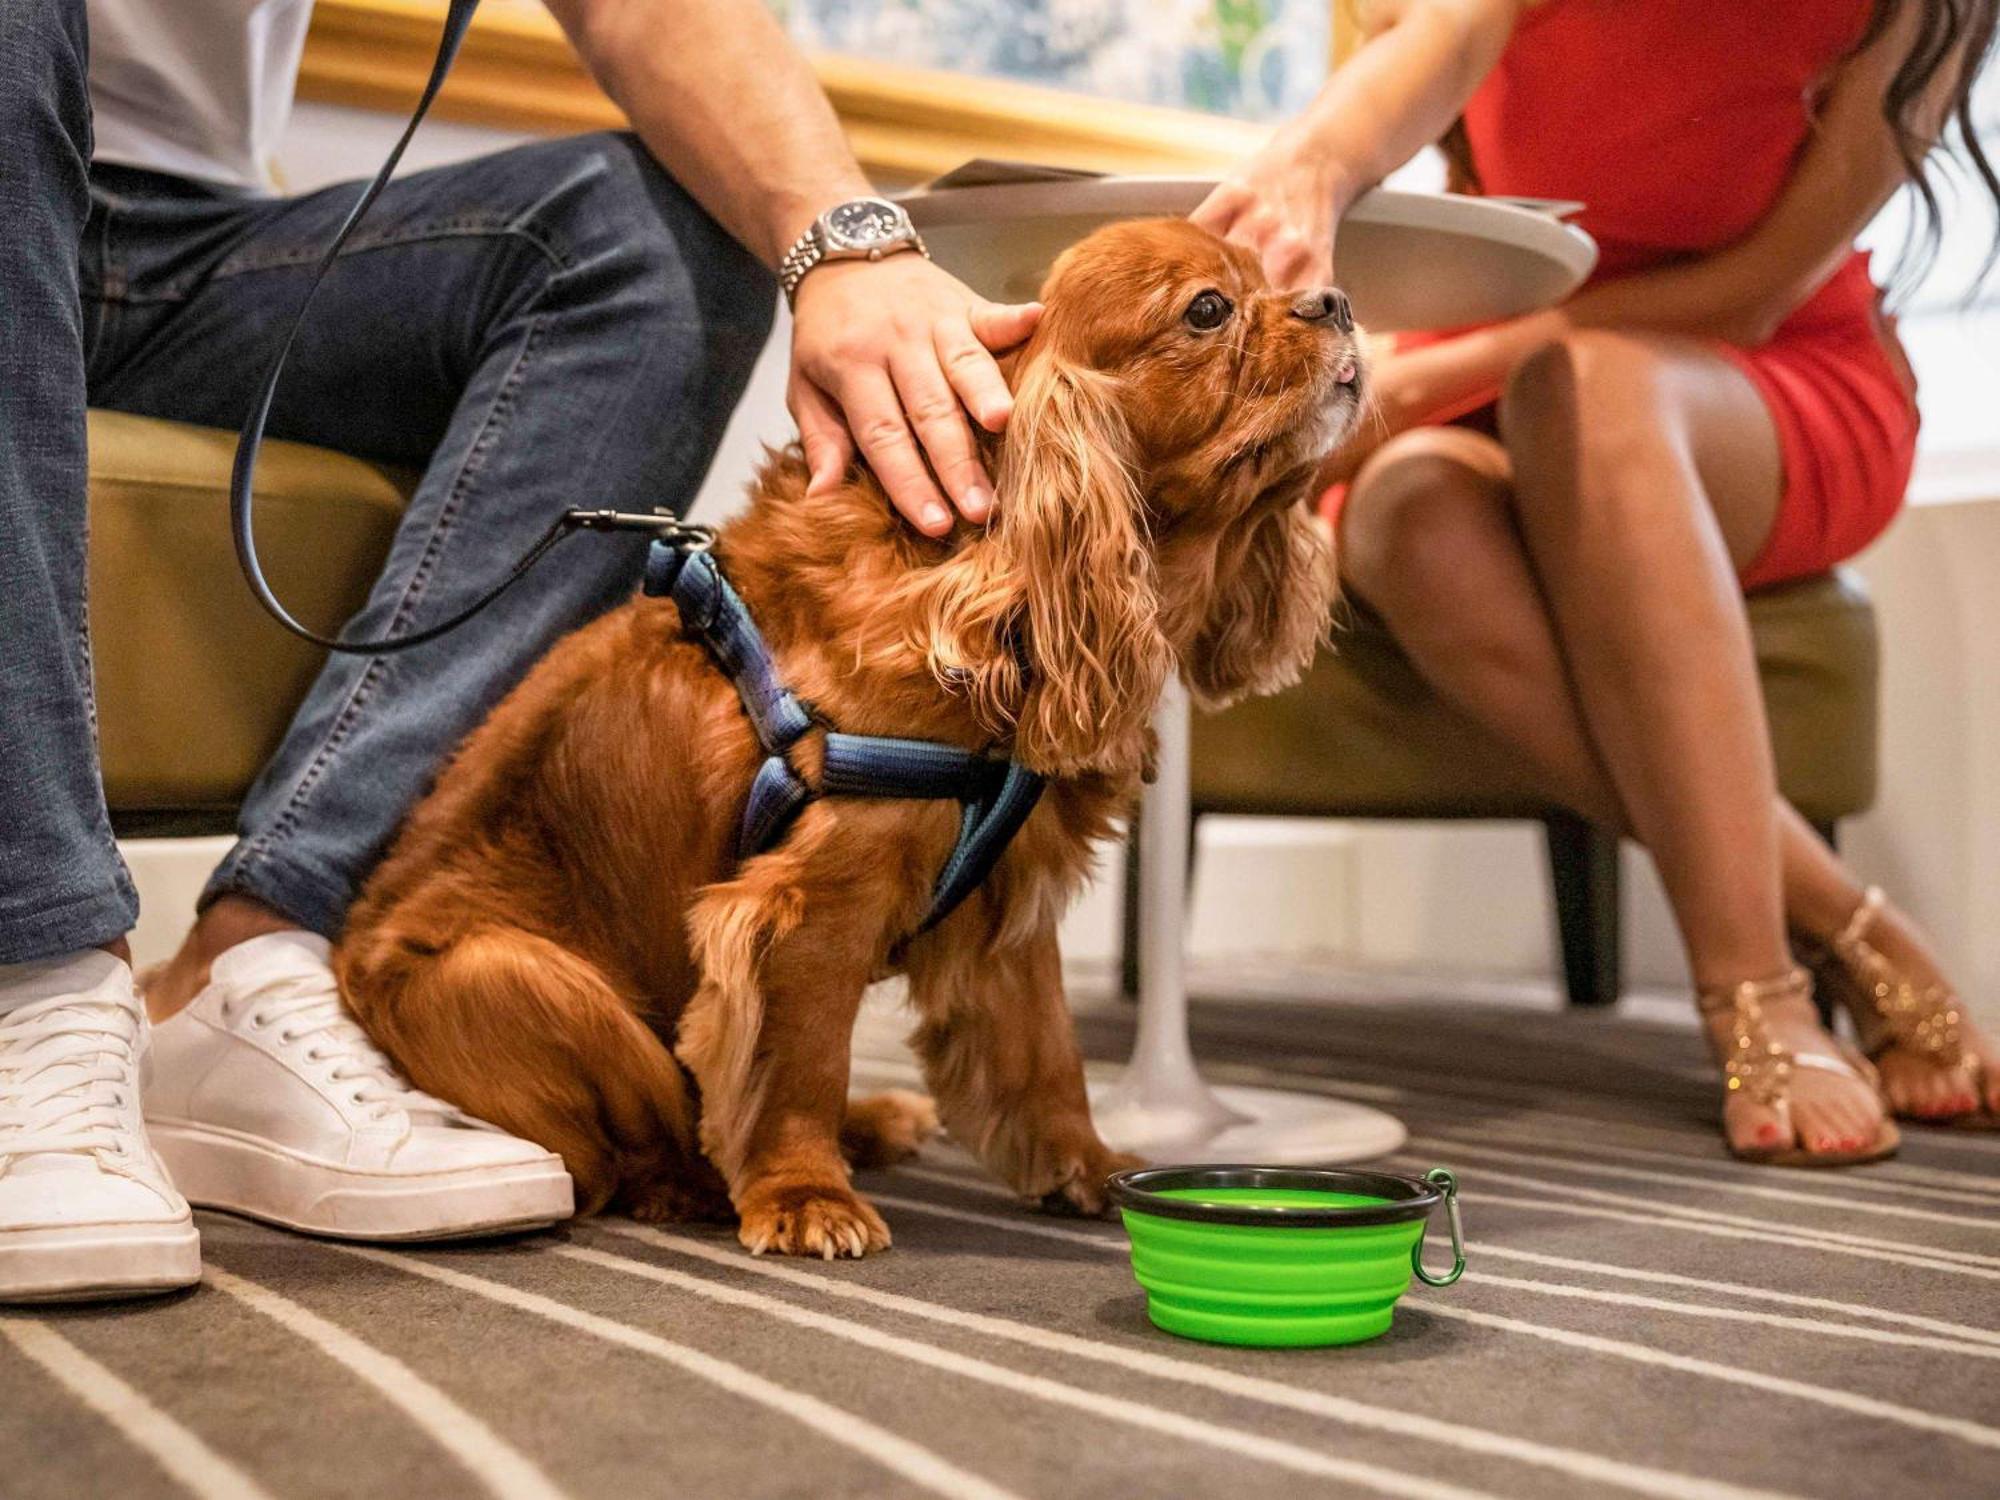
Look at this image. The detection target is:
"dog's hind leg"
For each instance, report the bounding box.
[339,927,702,1216]
[841,1091,940,1170]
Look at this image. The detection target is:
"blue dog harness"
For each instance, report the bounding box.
[643,537,1046,936]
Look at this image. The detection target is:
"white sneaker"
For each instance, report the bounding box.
[145,931,572,1240]
[0,951,202,1302]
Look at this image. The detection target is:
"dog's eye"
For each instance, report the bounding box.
[1183,290,1233,331]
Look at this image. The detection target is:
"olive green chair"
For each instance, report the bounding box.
[1123,575,1881,1008]
[87,409,415,833]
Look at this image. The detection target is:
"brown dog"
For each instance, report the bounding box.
[335,218,1366,1257]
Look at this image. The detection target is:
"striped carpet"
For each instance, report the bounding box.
[4,978,1996,1500]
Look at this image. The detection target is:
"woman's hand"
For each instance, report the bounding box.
[788,255,1041,537]
[1192,124,1348,290]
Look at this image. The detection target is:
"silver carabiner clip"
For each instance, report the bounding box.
[1412,1167,1466,1287]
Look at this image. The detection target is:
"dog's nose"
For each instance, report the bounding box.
[1289,287,1353,332]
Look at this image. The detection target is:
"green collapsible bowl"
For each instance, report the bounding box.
[1107,1165,1466,1348]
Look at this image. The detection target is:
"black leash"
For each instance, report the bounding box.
[230,0,686,652]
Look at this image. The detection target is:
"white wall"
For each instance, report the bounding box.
[129,102,1991,1028]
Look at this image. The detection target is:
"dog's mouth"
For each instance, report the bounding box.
[1294,338,1369,463]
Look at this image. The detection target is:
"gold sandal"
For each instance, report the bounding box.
[1799,887,1999,1131]
[1696,967,1899,1167]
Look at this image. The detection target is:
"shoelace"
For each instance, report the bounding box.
[0,993,141,1162]
[226,976,462,1127]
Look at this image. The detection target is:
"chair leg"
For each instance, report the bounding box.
[1119,811,1202,1002]
[1545,813,1623,1007]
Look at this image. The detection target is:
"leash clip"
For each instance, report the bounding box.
[563,509,717,552]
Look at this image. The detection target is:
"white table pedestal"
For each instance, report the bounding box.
[1087,680,1408,1165]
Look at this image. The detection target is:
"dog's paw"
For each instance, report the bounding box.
[737,1183,892,1259]
[841,1090,942,1170]
[1034,1148,1146,1219]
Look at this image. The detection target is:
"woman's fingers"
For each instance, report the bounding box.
[1191,177,1334,288]
[1191,179,1252,233]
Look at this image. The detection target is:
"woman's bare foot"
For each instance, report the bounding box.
[141,895,297,1021]
[1805,890,1999,1124]
[1698,973,1893,1162]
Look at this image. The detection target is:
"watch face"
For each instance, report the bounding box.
[824,198,907,251]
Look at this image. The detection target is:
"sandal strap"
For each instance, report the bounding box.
[1696,968,1810,1109]
[1832,885,1888,955]
[1827,886,1967,1067]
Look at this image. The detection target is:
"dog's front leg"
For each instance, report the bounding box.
[906,917,1141,1215]
[678,832,893,1258]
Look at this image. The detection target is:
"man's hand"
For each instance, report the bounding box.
[788,255,1041,536]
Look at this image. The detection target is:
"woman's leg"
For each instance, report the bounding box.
[1337,390,1885,1155]
[1341,428,1871,939]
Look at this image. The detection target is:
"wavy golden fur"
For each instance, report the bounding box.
[336,219,1366,1257]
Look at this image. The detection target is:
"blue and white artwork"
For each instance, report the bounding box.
[775,0,1331,120]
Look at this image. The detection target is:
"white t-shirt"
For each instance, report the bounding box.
[87,0,316,191]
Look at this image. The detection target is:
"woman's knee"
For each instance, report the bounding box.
[1339,431,1511,607]
[1499,328,1676,476]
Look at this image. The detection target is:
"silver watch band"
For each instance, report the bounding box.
[778,214,928,306]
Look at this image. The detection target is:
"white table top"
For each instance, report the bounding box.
[900,175,1598,332]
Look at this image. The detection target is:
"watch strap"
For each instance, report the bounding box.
[778,208,927,307]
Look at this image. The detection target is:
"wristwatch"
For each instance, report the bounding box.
[779,197,928,306]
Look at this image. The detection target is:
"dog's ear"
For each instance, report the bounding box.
[1187,502,1336,710]
[921,355,1170,777]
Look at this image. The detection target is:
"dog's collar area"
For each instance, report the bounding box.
[644,540,1045,936]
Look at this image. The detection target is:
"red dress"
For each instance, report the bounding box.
[1364,0,1920,588]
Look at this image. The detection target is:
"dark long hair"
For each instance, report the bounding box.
[1860,0,2000,295]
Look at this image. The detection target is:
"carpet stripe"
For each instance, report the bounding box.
[869,1192,2000,1450]
[1450,1192,2000,1279]
[1399,1122,2000,1210]
[1406,1135,2000,1232]
[1408,1303,2000,1450]
[202,1263,568,1500]
[0,1318,271,1500]
[594,1223,1795,1500]
[1457,1246,2000,1346]
[1460,1271,2000,1358]
[1386,1159,2000,1272]
[324,1244,1023,1500]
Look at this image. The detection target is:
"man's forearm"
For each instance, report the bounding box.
[546,0,871,268]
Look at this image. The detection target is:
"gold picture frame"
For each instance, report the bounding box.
[297,0,1272,184]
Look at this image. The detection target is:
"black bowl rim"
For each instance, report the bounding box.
[1107,1165,1443,1228]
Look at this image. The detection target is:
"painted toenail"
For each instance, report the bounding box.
[1757,1124,1781,1145]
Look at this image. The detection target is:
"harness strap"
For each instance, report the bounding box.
[644,539,1045,931]
[645,545,812,754]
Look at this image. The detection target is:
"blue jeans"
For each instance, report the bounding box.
[0,0,775,962]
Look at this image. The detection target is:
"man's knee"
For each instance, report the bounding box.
[530,133,775,365]
[1340,432,1510,606]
